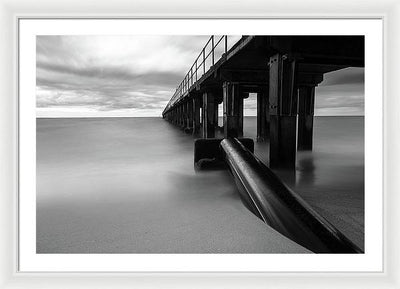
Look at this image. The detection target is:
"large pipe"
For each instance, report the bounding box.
[220,138,362,253]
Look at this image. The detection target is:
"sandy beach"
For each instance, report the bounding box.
[37,117,310,253]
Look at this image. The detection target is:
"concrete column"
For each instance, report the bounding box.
[257,86,269,142]
[182,103,187,129]
[214,103,219,128]
[176,107,180,126]
[238,93,245,137]
[180,104,185,128]
[298,86,315,150]
[175,105,180,126]
[214,90,223,133]
[177,105,181,127]
[186,100,193,132]
[202,92,216,138]
[192,97,201,135]
[174,108,177,125]
[183,100,192,133]
[223,82,243,138]
[269,54,298,169]
[178,105,182,127]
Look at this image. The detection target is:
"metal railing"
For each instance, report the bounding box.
[163,35,235,113]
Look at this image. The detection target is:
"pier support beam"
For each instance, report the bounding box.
[257,86,270,142]
[215,91,223,133]
[184,103,188,129]
[202,92,216,138]
[180,104,185,129]
[177,107,180,126]
[185,100,193,133]
[192,97,201,135]
[223,82,243,138]
[182,104,186,128]
[269,54,298,169]
[297,86,315,150]
[178,105,183,127]
[184,102,187,128]
[214,102,219,128]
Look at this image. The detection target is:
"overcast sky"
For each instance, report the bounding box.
[36,35,364,117]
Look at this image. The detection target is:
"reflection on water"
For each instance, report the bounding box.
[297,153,316,187]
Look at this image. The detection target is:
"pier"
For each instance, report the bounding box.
[163,35,364,168]
[162,35,364,253]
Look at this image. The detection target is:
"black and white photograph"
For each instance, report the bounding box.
[36,34,365,254]
[0,0,396,285]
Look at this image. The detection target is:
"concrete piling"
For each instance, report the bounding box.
[297,86,315,150]
[223,82,243,138]
[162,35,364,171]
[269,54,298,169]
[202,92,216,138]
[256,86,269,142]
[192,97,201,135]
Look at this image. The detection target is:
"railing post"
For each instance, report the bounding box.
[203,49,205,74]
[211,35,215,65]
[167,35,234,129]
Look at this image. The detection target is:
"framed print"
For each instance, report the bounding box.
[0,0,399,288]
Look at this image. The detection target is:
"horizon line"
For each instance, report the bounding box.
[36,115,365,119]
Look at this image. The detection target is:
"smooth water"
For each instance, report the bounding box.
[36,116,364,253]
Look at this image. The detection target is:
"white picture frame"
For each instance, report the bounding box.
[1,0,398,288]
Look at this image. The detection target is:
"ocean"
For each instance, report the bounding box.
[36,116,364,253]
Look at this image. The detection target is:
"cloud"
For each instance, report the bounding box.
[315,68,364,115]
[318,67,364,86]
[36,36,364,117]
[36,35,210,117]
